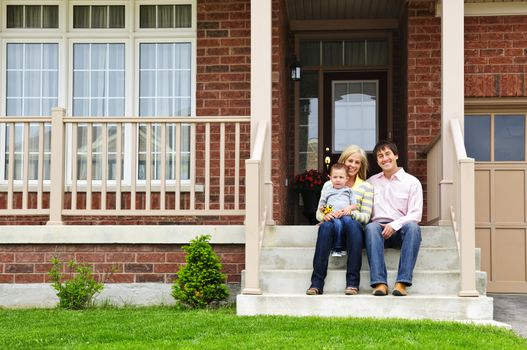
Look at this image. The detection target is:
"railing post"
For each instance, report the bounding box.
[458,159,479,296]
[47,107,65,225]
[243,159,262,295]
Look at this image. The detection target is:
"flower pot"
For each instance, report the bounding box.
[300,190,320,225]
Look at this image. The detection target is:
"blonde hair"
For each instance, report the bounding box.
[338,145,369,181]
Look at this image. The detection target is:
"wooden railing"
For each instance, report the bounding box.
[242,120,270,295]
[425,119,479,296]
[449,119,479,296]
[0,108,251,223]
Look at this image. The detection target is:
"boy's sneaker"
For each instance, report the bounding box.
[340,251,347,256]
[331,250,342,257]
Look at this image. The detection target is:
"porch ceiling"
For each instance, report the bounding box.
[285,0,407,21]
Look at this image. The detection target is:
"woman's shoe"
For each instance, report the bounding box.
[306,287,322,295]
[344,287,358,295]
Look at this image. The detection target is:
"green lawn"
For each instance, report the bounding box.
[0,306,525,349]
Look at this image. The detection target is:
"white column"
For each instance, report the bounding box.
[440,0,464,225]
[251,0,274,223]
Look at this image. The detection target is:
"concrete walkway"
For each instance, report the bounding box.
[490,293,527,338]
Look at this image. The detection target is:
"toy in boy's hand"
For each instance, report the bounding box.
[322,205,333,214]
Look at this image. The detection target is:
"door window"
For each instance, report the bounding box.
[332,80,377,152]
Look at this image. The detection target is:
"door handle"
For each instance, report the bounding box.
[324,156,331,171]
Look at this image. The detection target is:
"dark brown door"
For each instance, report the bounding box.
[323,71,388,176]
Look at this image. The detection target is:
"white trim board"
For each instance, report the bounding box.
[0,225,245,244]
[437,2,527,17]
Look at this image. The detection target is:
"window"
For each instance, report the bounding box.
[465,113,526,162]
[7,5,59,28]
[139,4,191,28]
[4,43,57,180]
[73,43,125,181]
[299,39,388,67]
[73,5,125,29]
[139,42,192,180]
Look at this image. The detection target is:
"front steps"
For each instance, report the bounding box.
[237,225,494,320]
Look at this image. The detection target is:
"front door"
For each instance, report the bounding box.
[323,71,387,176]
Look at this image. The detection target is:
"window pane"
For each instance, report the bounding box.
[344,41,365,66]
[300,41,320,66]
[175,5,191,28]
[158,5,173,28]
[298,72,318,172]
[465,115,490,161]
[91,6,107,28]
[42,5,58,28]
[322,41,342,66]
[366,40,388,65]
[495,115,525,161]
[109,6,125,28]
[25,44,42,69]
[7,6,24,28]
[73,6,90,28]
[140,5,156,28]
[25,6,41,28]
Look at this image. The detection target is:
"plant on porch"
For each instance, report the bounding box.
[294,169,326,224]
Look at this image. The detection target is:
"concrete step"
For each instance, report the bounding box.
[260,247,481,271]
[246,269,487,295]
[236,294,494,320]
[263,225,456,248]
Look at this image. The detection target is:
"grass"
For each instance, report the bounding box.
[0,306,525,349]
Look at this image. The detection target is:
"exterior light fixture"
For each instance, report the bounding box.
[290,56,301,81]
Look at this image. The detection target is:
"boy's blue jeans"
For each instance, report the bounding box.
[364,221,421,287]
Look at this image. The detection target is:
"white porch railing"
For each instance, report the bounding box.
[426,119,479,297]
[242,120,270,295]
[0,107,251,223]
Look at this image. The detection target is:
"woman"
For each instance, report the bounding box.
[306,145,374,295]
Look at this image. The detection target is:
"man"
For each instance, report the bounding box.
[365,140,423,296]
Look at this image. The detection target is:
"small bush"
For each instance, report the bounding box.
[48,258,104,310]
[172,235,229,308]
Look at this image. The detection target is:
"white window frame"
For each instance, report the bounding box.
[68,0,129,33]
[2,1,64,32]
[134,0,196,33]
[0,38,64,185]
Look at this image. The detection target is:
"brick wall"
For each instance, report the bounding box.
[0,244,244,284]
[465,16,527,97]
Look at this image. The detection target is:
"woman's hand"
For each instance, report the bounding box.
[341,205,358,216]
[323,213,334,221]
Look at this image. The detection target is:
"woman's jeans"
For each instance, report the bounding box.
[309,216,363,292]
[364,221,421,287]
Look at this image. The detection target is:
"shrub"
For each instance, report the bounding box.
[171,235,229,308]
[48,258,104,310]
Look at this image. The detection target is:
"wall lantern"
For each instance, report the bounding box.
[290,56,301,81]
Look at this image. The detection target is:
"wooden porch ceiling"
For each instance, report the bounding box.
[284,0,407,31]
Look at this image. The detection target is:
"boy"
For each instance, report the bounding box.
[317,163,356,257]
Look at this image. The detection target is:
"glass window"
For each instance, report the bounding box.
[299,41,320,67]
[322,41,342,66]
[366,40,388,65]
[73,43,125,181]
[139,5,191,28]
[73,5,125,29]
[344,41,365,65]
[494,115,525,161]
[6,5,58,29]
[5,43,56,181]
[139,42,192,180]
[465,115,491,161]
[298,72,318,172]
[333,81,377,152]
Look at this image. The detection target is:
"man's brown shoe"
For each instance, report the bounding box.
[372,283,388,296]
[392,282,407,296]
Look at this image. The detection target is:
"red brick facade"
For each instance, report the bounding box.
[465,15,527,97]
[0,244,244,284]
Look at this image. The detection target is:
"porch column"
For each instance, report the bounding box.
[440,0,464,225]
[251,0,274,224]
